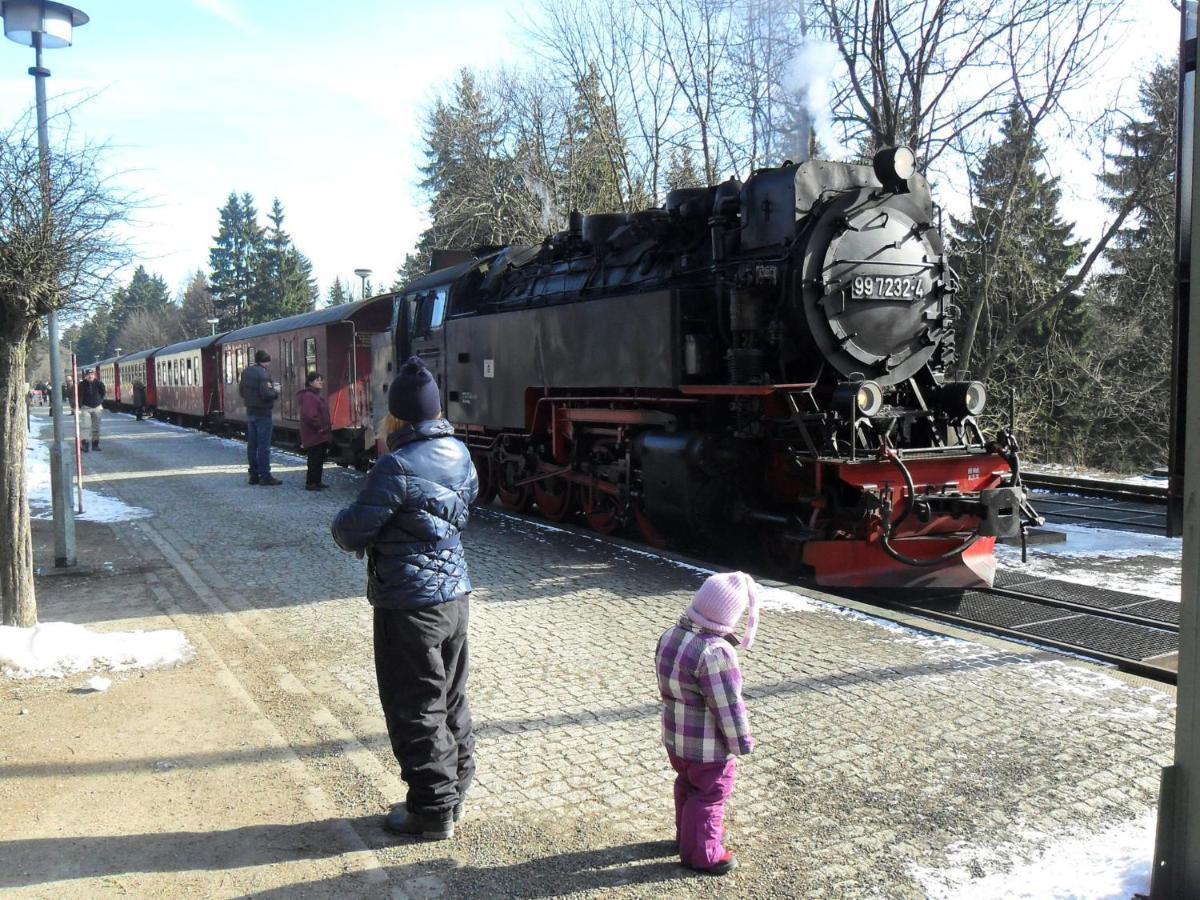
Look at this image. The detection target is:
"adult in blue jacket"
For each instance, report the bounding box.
[331,357,479,841]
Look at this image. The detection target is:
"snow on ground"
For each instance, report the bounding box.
[913,811,1155,900]
[0,621,194,679]
[25,425,152,523]
[997,523,1182,602]
[1027,462,1167,488]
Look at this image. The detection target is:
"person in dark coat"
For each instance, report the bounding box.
[331,357,479,841]
[298,371,332,491]
[77,369,106,450]
[132,379,147,421]
[238,350,281,486]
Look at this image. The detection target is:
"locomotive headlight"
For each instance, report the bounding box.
[832,380,884,417]
[873,146,916,190]
[940,380,987,417]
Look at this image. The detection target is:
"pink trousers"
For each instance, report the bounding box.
[668,750,737,869]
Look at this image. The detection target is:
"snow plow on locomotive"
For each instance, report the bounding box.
[383,147,1040,587]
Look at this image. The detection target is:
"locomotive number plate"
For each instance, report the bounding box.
[850,275,921,300]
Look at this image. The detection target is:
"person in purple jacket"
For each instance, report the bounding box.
[298,371,332,491]
[656,571,759,876]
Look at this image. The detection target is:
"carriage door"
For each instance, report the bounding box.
[278,337,298,421]
[409,288,448,414]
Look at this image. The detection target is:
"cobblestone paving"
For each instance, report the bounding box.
[76,412,1176,897]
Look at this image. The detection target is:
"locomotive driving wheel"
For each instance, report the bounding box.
[760,526,807,578]
[582,484,622,535]
[533,473,575,522]
[496,462,531,513]
[473,453,498,507]
[634,506,668,549]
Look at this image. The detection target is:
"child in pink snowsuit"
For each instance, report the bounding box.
[656,571,758,875]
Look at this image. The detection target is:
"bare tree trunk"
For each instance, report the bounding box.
[0,333,36,627]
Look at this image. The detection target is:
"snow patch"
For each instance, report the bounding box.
[0,622,194,679]
[25,427,152,523]
[912,812,1155,899]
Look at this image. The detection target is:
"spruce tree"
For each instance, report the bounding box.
[209,193,261,328]
[327,278,350,307]
[257,198,318,321]
[952,104,1086,370]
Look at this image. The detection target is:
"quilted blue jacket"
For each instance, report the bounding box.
[331,419,479,609]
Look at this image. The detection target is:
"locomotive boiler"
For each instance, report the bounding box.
[384,147,1039,587]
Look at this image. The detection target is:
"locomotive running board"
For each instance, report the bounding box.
[803,536,997,589]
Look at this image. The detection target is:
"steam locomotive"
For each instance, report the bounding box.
[381,147,1040,587]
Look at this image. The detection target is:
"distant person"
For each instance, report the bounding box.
[238,350,281,486]
[656,571,759,876]
[298,371,332,491]
[77,369,106,451]
[331,357,479,841]
[63,377,75,416]
[132,378,147,421]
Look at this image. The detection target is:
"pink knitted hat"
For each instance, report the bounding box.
[686,571,761,649]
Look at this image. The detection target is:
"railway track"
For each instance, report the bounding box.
[836,570,1178,684]
[1022,472,1169,534]
[477,506,1181,685]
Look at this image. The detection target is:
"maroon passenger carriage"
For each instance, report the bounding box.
[216,296,393,467]
[116,347,159,413]
[153,335,222,426]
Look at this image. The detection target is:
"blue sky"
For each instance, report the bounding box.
[0,0,533,303]
[0,0,1183,312]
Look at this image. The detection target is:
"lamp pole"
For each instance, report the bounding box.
[207,317,219,336]
[3,1,90,568]
[354,268,372,301]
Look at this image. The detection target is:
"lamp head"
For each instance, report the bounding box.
[2,1,89,49]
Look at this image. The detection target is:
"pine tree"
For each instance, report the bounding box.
[209,193,263,328]
[256,198,317,321]
[952,104,1087,369]
[664,146,704,191]
[1085,63,1176,467]
[178,270,216,338]
[950,104,1088,461]
[558,67,626,214]
[327,278,351,307]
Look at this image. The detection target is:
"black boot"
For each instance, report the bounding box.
[91,440,101,451]
[383,805,454,840]
[80,440,89,454]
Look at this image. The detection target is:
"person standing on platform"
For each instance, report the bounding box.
[298,371,332,491]
[132,378,147,421]
[238,350,281,486]
[656,571,759,876]
[77,369,106,451]
[331,357,479,841]
[63,376,75,416]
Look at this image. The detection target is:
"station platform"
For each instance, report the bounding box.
[3,409,1175,898]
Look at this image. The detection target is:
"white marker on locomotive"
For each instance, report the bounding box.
[368,146,1043,588]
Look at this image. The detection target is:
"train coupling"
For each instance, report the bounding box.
[910,486,1028,538]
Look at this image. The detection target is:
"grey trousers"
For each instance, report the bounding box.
[82,405,102,442]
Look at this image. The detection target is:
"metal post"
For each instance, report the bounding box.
[1154,5,1200,894]
[32,32,75,567]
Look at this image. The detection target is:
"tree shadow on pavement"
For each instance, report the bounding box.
[1,817,693,896]
[244,838,695,899]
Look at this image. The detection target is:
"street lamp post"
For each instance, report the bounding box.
[206,317,219,336]
[3,1,90,568]
[354,268,372,301]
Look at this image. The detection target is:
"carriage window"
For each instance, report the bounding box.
[431,288,447,328]
[304,338,317,374]
[187,358,195,386]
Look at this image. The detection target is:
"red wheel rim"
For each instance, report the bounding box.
[582,486,621,535]
[634,508,668,549]
[533,475,574,522]
[497,463,531,512]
